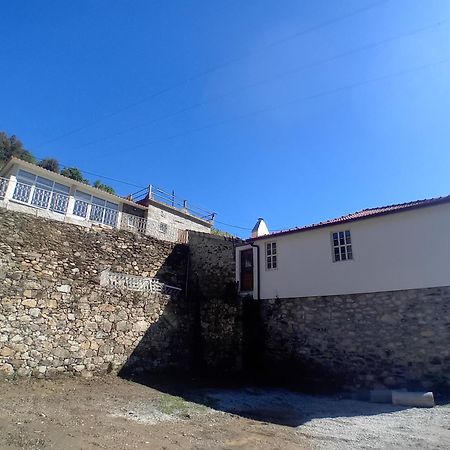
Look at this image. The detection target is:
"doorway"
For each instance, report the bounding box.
[240,248,254,292]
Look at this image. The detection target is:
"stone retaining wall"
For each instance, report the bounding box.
[0,208,190,379]
[260,287,450,391]
[187,232,243,373]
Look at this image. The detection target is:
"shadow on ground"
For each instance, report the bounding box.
[118,372,418,427]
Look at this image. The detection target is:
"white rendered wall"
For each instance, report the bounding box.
[253,204,450,299]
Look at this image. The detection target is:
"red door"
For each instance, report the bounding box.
[240,249,254,292]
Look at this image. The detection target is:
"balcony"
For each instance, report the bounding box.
[0,175,190,243]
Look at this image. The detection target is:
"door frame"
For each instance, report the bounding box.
[235,244,258,299]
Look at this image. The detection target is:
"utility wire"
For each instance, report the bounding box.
[64,17,449,153]
[98,56,450,157]
[35,0,391,148]
[33,56,450,209]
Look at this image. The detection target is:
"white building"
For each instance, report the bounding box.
[0,157,212,242]
[236,196,450,299]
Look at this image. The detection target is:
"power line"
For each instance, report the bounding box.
[214,220,253,231]
[64,17,449,153]
[97,56,450,157]
[35,56,449,196]
[35,0,391,148]
[33,156,147,189]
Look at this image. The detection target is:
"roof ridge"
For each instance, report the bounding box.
[249,194,450,241]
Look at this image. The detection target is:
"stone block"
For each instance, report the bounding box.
[22,298,37,308]
[56,285,71,293]
[0,363,15,380]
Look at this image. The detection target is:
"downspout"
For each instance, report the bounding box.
[249,241,260,300]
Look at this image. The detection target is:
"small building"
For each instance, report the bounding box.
[0,157,213,242]
[236,196,450,299]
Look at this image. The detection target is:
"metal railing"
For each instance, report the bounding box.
[130,185,216,222]
[100,269,182,295]
[0,177,8,199]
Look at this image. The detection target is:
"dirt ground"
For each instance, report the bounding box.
[0,376,449,450]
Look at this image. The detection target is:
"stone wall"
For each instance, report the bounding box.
[0,208,190,379]
[187,232,243,373]
[260,287,450,391]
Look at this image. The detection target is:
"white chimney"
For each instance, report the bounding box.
[251,218,269,238]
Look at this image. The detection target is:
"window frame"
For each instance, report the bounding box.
[13,170,70,214]
[265,241,278,270]
[331,230,353,262]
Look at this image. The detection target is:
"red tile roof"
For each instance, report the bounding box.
[250,195,450,241]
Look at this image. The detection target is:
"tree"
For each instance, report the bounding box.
[0,131,36,167]
[93,180,115,195]
[39,158,60,173]
[60,167,89,184]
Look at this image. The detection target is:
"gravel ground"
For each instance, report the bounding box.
[204,388,450,449]
[0,376,449,449]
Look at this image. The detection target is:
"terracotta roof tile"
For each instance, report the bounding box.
[250,195,450,241]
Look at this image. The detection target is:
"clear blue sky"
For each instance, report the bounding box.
[1,0,450,237]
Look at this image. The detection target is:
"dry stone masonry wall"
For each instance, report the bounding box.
[0,208,190,380]
[187,232,243,373]
[260,288,450,391]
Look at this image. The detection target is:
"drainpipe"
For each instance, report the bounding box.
[249,241,260,300]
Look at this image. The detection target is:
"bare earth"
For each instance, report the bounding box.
[0,376,449,450]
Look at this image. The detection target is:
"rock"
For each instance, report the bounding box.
[16,367,32,377]
[56,284,71,293]
[116,321,130,332]
[23,289,36,298]
[101,320,112,333]
[29,308,41,318]
[22,298,37,308]
[0,347,13,357]
[0,363,14,380]
[45,299,57,308]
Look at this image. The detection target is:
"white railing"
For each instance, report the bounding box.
[0,177,8,199]
[120,213,147,234]
[1,177,190,243]
[72,199,119,227]
[100,269,182,295]
[91,205,118,227]
[12,181,69,214]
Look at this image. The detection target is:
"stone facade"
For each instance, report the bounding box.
[0,208,190,379]
[260,287,450,391]
[187,232,243,373]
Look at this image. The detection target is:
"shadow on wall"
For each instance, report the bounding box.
[116,246,194,377]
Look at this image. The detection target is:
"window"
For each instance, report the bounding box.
[266,242,277,269]
[332,230,353,262]
[72,190,119,227]
[13,170,70,214]
[159,222,168,234]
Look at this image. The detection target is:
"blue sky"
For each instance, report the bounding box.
[1,0,450,237]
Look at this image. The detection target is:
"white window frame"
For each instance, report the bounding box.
[265,241,278,270]
[12,169,70,214]
[72,189,119,227]
[331,230,353,262]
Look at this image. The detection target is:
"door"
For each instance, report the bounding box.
[240,249,254,292]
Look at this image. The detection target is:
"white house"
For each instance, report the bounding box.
[0,157,213,242]
[236,196,450,299]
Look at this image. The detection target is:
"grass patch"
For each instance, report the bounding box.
[156,393,209,418]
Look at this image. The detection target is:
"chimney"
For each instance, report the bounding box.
[251,218,269,238]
